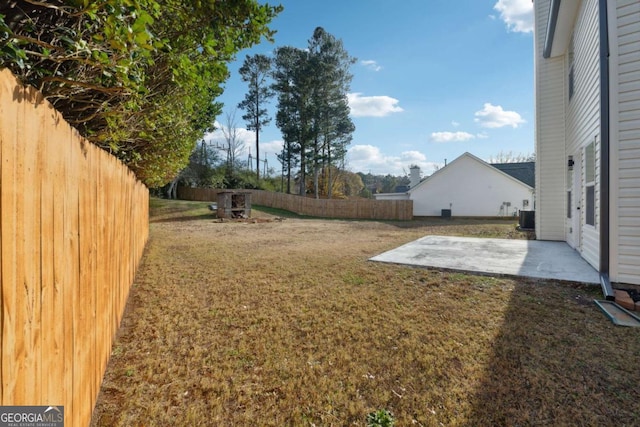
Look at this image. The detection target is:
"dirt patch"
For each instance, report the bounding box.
[213,217,287,224]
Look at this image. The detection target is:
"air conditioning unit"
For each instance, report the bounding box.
[519,211,535,230]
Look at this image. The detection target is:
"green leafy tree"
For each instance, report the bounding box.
[0,0,282,187]
[179,141,221,188]
[238,53,275,181]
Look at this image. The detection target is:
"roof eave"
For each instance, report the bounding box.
[543,0,580,59]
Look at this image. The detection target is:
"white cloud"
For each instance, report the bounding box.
[361,60,382,72]
[347,93,404,117]
[451,120,460,127]
[493,0,534,33]
[204,121,254,149]
[430,131,476,143]
[260,139,284,156]
[474,103,526,128]
[346,145,438,175]
[400,150,427,162]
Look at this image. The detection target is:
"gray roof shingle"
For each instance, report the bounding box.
[490,162,535,188]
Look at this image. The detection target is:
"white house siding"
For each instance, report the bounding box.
[535,0,567,240]
[565,0,600,269]
[373,193,409,201]
[610,0,640,285]
[409,154,533,217]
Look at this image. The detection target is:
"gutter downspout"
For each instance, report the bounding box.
[543,0,562,58]
[599,0,613,300]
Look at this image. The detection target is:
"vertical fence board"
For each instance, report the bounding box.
[10,74,27,405]
[0,70,3,406]
[1,69,19,403]
[76,135,94,424]
[38,96,56,407]
[95,149,108,384]
[87,143,99,408]
[61,122,76,422]
[40,98,63,406]
[21,85,42,404]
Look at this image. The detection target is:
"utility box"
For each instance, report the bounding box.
[441,209,452,218]
[217,191,251,219]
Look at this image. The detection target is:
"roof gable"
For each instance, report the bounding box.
[408,152,534,194]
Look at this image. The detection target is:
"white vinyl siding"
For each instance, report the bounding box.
[537,0,640,285]
[611,0,640,284]
[535,0,566,240]
[565,0,600,269]
[408,154,533,217]
[373,193,409,201]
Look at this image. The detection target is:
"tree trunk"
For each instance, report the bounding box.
[299,158,306,196]
[286,153,291,194]
[166,176,179,199]
[313,138,320,199]
[313,165,319,199]
[327,141,332,199]
[255,87,260,181]
[255,127,260,181]
[299,143,306,197]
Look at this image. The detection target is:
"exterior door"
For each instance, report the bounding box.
[567,154,582,250]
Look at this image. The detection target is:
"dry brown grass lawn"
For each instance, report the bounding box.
[91,199,640,426]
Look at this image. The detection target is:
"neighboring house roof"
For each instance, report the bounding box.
[409,152,534,194]
[490,162,535,188]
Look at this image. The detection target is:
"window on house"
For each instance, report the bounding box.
[585,140,595,226]
[568,35,575,100]
[567,156,573,219]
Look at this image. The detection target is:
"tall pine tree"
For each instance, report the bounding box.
[238,54,275,181]
[272,28,355,197]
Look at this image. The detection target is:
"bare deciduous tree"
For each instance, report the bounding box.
[219,109,246,172]
[488,150,535,163]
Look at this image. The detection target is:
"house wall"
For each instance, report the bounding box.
[535,0,567,240]
[410,155,533,217]
[373,193,410,201]
[609,0,640,285]
[565,0,600,269]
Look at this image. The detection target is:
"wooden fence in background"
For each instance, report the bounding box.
[177,187,413,220]
[0,69,149,425]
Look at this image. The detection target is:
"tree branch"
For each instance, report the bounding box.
[41,76,130,94]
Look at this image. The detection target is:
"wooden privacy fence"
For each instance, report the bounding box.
[177,187,413,220]
[0,69,149,425]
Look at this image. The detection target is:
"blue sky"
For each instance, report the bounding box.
[206,0,535,177]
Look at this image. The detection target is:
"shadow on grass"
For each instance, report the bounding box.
[251,204,309,219]
[150,213,216,223]
[383,217,520,229]
[464,280,640,425]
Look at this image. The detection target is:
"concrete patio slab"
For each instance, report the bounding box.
[370,235,600,284]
